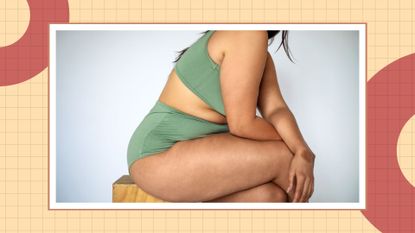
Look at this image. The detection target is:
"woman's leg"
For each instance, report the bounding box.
[206,182,288,202]
[130,132,294,202]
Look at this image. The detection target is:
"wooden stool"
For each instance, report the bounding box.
[112,175,166,202]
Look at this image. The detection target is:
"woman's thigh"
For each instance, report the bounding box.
[129,132,293,202]
[206,182,288,202]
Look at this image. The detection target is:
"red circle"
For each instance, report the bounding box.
[0,0,69,86]
[362,52,415,232]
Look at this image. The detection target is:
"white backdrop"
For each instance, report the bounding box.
[56,29,359,203]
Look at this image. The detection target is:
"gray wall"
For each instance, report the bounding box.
[56,30,359,203]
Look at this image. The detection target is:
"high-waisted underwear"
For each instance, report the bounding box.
[127,100,229,175]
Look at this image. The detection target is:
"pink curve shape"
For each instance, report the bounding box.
[0,0,69,86]
[362,52,415,232]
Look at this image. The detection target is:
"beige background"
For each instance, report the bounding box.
[1,0,414,232]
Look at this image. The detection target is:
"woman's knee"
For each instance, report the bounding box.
[266,140,293,171]
[273,140,294,158]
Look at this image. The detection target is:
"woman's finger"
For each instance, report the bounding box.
[287,177,297,202]
[309,178,314,198]
[301,178,310,202]
[287,171,295,193]
[306,178,313,201]
[294,174,305,202]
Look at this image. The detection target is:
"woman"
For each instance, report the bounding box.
[127,30,315,203]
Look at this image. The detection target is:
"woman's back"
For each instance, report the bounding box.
[158,30,227,124]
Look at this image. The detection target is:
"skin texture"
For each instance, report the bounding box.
[130,31,315,202]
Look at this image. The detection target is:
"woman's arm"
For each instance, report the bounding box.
[258,52,310,154]
[219,31,281,141]
[258,52,315,202]
[236,115,282,141]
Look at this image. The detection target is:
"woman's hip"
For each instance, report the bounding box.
[127,100,229,173]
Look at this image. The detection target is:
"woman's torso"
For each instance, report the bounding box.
[158,31,227,124]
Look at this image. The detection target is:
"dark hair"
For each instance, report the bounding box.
[173,30,295,63]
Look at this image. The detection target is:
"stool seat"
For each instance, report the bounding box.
[112,175,166,202]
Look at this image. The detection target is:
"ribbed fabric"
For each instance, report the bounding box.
[174,30,225,115]
[127,100,229,175]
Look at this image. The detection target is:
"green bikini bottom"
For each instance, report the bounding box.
[127,100,229,175]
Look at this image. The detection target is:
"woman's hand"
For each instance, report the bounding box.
[286,149,315,202]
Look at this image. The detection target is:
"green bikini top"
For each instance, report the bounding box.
[174,30,225,116]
